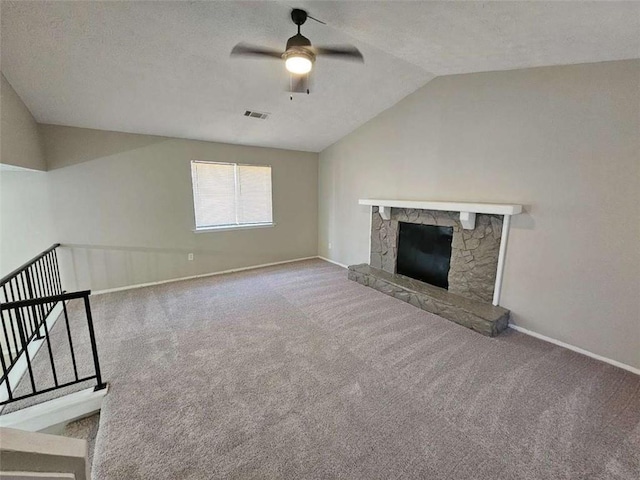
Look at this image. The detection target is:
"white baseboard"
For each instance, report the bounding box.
[92,259,637,376]
[0,385,108,432]
[317,255,637,375]
[509,324,639,376]
[93,256,319,295]
[317,256,349,269]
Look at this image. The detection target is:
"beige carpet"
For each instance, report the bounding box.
[5,260,640,478]
[64,413,101,472]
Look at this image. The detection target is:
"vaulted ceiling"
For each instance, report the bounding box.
[2,1,638,152]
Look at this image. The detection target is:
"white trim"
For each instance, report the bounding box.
[378,205,391,220]
[509,324,640,376]
[191,160,272,168]
[459,211,476,230]
[359,199,523,216]
[0,303,63,404]
[0,386,108,432]
[368,206,373,263]
[492,214,511,306]
[360,199,522,231]
[92,256,319,295]
[318,256,348,269]
[193,222,275,233]
[0,472,76,479]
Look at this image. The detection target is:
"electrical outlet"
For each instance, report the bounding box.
[328,242,332,249]
[188,253,194,261]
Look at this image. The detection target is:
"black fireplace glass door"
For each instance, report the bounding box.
[396,222,453,289]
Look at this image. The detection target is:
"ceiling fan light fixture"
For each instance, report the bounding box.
[230,8,364,93]
[284,51,313,74]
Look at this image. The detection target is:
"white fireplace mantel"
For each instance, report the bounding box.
[358,199,522,229]
[358,198,524,306]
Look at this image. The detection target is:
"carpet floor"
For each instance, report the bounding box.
[63,413,101,472]
[3,259,639,479]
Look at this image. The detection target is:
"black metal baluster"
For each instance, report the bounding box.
[52,250,63,295]
[0,336,13,402]
[8,280,28,342]
[15,308,37,394]
[19,273,36,337]
[44,254,56,309]
[3,282,14,304]
[29,264,40,301]
[32,264,47,332]
[0,311,15,364]
[84,296,105,390]
[44,259,55,314]
[45,256,56,314]
[2,284,17,357]
[62,300,79,382]
[18,276,33,339]
[10,307,24,358]
[46,252,59,296]
[2,287,21,360]
[33,261,44,308]
[36,260,51,315]
[40,305,59,388]
[25,268,43,339]
[10,277,20,301]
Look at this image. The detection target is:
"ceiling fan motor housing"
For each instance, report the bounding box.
[286,33,312,50]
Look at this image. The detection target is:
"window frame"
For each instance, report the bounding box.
[190,160,275,233]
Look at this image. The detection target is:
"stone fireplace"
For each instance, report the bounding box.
[372,208,503,303]
[348,199,522,336]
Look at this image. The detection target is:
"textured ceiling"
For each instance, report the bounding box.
[1,1,638,153]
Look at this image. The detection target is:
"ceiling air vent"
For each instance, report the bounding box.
[244,110,269,120]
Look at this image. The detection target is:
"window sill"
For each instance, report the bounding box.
[193,223,275,233]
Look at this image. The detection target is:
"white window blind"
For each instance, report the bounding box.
[191,161,273,230]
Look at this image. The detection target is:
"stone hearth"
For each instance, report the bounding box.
[348,264,509,336]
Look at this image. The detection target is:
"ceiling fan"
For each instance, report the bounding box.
[231,8,364,94]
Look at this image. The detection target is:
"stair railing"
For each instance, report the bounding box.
[0,245,105,405]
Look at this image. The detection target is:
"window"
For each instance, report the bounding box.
[191,161,273,231]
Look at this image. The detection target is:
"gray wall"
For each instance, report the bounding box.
[0,74,55,275]
[1,74,46,171]
[40,125,318,291]
[0,80,319,289]
[318,60,640,369]
[0,168,55,275]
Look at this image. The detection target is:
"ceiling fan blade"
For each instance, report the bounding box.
[230,43,283,59]
[289,73,310,94]
[307,14,326,25]
[311,45,364,61]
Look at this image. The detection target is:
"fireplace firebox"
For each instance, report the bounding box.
[396,222,453,289]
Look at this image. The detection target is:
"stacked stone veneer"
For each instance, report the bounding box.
[370,207,503,303]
